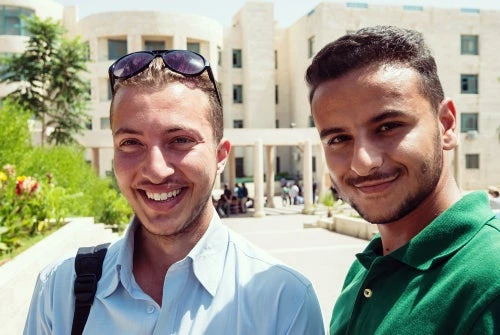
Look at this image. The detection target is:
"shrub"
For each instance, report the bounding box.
[0,167,65,252]
[0,100,31,165]
[94,187,133,233]
[0,100,133,257]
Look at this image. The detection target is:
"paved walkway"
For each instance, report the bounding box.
[223,205,369,329]
[1,200,369,333]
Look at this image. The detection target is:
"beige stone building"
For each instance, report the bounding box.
[1,1,499,193]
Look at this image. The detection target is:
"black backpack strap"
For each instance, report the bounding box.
[71,243,110,335]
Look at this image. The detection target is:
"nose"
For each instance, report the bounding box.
[350,139,383,176]
[142,145,174,183]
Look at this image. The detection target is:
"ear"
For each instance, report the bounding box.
[438,98,458,151]
[216,138,231,175]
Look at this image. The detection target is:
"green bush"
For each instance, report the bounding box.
[95,187,133,233]
[0,100,133,257]
[0,100,31,165]
[320,192,335,207]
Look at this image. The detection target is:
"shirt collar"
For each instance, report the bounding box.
[99,216,140,299]
[187,209,229,297]
[357,191,496,271]
[98,209,229,299]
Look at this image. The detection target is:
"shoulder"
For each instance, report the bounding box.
[226,229,313,290]
[36,238,123,291]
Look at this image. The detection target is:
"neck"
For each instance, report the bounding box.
[132,207,213,304]
[378,170,461,256]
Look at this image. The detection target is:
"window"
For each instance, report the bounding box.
[107,79,113,100]
[308,36,315,58]
[0,6,34,36]
[346,2,368,8]
[274,50,278,69]
[461,113,478,133]
[465,154,479,169]
[275,85,279,104]
[85,119,93,130]
[461,35,478,55]
[275,119,280,128]
[232,49,242,68]
[100,117,110,130]
[187,42,200,54]
[309,116,315,127]
[403,5,423,11]
[461,74,478,94]
[218,46,222,66]
[233,85,243,103]
[233,119,243,128]
[235,157,244,177]
[108,39,127,60]
[83,41,91,61]
[461,8,480,14]
[145,40,165,51]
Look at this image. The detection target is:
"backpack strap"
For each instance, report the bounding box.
[71,243,110,335]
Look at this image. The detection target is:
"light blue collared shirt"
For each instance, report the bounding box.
[24,210,325,334]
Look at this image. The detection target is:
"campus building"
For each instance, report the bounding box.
[1,0,499,195]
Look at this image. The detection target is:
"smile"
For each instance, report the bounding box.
[145,189,182,201]
[353,173,399,194]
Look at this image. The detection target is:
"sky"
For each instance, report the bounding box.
[55,0,500,27]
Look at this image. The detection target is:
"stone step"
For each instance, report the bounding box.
[0,217,120,335]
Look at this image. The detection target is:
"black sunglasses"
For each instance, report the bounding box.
[108,49,221,105]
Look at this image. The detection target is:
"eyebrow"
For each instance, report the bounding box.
[318,109,414,139]
[113,126,196,137]
[113,127,142,137]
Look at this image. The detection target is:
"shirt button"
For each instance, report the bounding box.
[363,288,373,298]
[147,305,156,314]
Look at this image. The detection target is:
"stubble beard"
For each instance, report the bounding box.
[335,129,443,225]
[140,175,217,240]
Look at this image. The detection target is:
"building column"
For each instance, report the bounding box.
[253,139,265,217]
[315,144,327,200]
[228,148,236,190]
[265,145,276,208]
[302,139,314,214]
[91,148,100,175]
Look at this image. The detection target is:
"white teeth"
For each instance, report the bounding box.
[146,189,181,201]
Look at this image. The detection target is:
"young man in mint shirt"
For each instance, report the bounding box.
[306,26,500,334]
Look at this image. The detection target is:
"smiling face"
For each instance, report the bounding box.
[111,83,229,237]
[311,64,450,224]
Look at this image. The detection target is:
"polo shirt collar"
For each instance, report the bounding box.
[357,191,495,271]
[98,209,228,299]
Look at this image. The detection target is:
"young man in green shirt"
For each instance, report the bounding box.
[306,26,500,334]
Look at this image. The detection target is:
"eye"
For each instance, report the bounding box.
[326,134,351,146]
[120,138,142,147]
[169,136,198,150]
[378,122,402,133]
[116,138,144,153]
[172,137,193,144]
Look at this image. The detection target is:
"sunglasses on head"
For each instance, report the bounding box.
[108,49,222,105]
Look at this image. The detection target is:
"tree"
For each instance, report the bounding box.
[0,15,90,146]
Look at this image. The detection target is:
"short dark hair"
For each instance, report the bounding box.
[305,25,444,111]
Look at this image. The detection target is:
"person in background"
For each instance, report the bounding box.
[306,26,500,334]
[238,182,248,213]
[24,49,325,334]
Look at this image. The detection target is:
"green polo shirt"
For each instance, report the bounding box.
[330,191,500,334]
